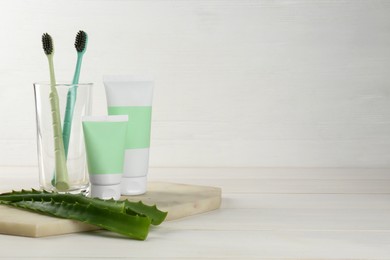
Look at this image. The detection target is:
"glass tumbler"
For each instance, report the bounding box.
[33,82,92,193]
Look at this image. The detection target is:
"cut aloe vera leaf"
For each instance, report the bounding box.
[123,200,167,225]
[0,199,150,240]
[0,190,167,225]
[0,190,125,213]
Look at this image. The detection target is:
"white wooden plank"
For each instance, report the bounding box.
[1,167,390,259]
[2,167,390,194]
[149,167,390,180]
[3,168,390,208]
[153,178,390,194]
[222,193,390,209]
[164,208,390,231]
[0,229,389,259]
[3,139,390,167]
[2,166,390,181]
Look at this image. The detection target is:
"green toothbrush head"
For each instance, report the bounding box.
[42,33,54,56]
[75,30,87,55]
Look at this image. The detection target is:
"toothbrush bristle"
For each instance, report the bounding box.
[42,33,53,55]
[75,30,87,52]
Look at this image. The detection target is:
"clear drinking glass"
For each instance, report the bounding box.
[33,82,92,193]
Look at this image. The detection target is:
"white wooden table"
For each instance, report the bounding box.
[0,167,390,259]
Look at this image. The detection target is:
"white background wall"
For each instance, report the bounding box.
[0,0,389,168]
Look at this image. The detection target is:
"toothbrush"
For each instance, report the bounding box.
[42,33,69,191]
[61,30,88,158]
[50,31,87,185]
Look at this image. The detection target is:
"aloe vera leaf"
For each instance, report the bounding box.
[0,199,150,240]
[0,190,167,225]
[90,197,167,225]
[86,197,167,224]
[0,190,123,212]
[123,200,167,225]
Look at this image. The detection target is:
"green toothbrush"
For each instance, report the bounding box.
[42,33,69,191]
[62,30,88,158]
[50,31,87,186]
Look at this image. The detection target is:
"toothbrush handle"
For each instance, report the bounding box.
[51,85,76,185]
[50,86,69,191]
[62,54,83,158]
[62,87,77,157]
[48,55,69,190]
[72,55,82,84]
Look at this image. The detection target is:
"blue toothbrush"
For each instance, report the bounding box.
[63,30,88,156]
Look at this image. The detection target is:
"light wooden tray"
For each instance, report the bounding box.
[0,182,222,237]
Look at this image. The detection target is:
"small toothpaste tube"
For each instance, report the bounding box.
[103,75,154,195]
[82,115,128,200]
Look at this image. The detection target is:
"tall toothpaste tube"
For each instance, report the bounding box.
[103,75,154,195]
[82,115,128,199]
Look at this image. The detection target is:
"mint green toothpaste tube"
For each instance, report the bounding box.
[104,75,154,195]
[82,115,128,200]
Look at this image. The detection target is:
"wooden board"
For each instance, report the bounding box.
[0,182,222,237]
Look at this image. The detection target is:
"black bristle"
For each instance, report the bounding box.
[42,33,53,55]
[75,30,87,52]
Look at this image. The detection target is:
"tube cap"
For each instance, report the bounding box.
[90,183,121,200]
[121,176,147,195]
